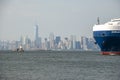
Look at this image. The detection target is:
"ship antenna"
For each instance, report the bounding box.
[97,17,100,24]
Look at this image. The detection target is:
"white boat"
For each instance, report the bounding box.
[17,46,24,52]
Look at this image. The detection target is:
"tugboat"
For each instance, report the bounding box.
[17,46,24,52]
[93,18,120,55]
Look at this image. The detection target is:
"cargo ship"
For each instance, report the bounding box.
[93,18,120,55]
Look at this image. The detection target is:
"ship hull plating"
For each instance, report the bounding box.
[101,52,120,55]
[93,30,120,55]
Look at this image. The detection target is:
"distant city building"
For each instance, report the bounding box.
[25,36,32,50]
[0,33,100,51]
[55,36,61,48]
[87,38,100,51]
[49,33,55,49]
[70,35,76,49]
[64,37,70,49]
[76,41,81,49]
[35,24,41,48]
[81,36,88,50]
[43,38,48,50]
[20,36,25,46]
[73,36,76,49]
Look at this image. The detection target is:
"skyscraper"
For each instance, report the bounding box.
[49,33,55,49]
[55,36,61,45]
[35,24,41,48]
[35,24,39,41]
[70,35,76,49]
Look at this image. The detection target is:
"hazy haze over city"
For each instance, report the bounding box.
[0,0,120,41]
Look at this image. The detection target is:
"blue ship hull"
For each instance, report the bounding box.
[93,30,120,55]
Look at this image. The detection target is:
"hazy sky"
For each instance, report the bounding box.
[0,0,120,41]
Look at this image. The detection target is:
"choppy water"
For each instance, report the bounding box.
[0,51,120,80]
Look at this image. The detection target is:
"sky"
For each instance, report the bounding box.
[0,0,120,41]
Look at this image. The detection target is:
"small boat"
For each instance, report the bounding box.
[17,46,24,52]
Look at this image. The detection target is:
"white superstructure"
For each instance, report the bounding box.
[93,18,120,31]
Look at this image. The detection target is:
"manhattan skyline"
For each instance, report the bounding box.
[0,0,120,40]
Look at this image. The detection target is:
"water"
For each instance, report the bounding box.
[0,51,120,80]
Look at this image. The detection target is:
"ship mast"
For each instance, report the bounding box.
[97,17,100,24]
